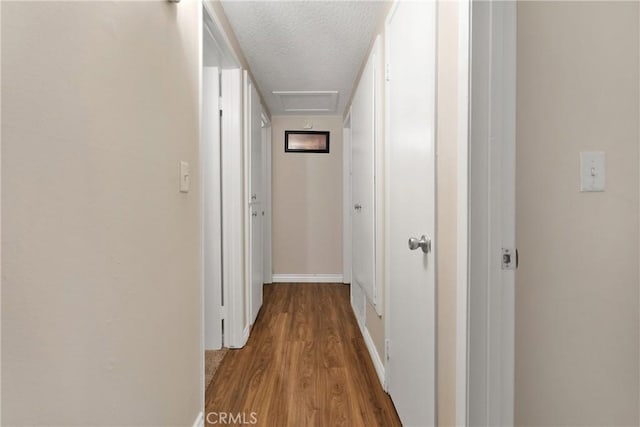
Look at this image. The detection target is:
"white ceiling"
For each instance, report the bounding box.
[220,1,388,116]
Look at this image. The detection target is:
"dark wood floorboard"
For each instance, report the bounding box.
[205,283,402,427]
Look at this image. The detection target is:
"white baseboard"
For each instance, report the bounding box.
[192,411,204,427]
[272,274,344,283]
[363,325,386,389]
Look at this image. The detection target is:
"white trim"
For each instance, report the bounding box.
[202,2,242,68]
[467,1,516,425]
[372,35,384,316]
[202,66,223,352]
[262,114,273,285]
[243,71,252,331]
[271,274,344,283]
[192,412,204,427]
[382,0,398,398]
[197,3,205,411]
[363,326,386,390]
[343,110,352,284]
[221,68,247,349]
[456,0,470,425]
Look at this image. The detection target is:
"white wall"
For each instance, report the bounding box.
[2,1,202,425]
[516,2,639,425]
[271,116,343,277]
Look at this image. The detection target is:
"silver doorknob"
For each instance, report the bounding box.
[354,204,362,211]
[408,235,431,253]
[252,211,258,217]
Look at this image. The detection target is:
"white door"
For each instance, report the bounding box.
[248,81,263,325]
[386,1,437,425]
[351,48,376,305]
[203,66,223,350]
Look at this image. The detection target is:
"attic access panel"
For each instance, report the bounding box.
[285,131,330,153]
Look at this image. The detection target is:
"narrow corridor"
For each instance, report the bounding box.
[205,284,401,426]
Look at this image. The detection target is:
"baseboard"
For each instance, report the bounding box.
[192,411,204,427]
[271,274,344,283]
[363,325,386,389]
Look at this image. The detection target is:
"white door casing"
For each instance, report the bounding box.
[221,68,247,348]
[343,111,352,285]
[456,0,471,424]
[351,42,377,307]
[467,1,516,425]
[385,1,437,425]
[248,79,263,325]
[203,66,223,350]
[262,113,272,285]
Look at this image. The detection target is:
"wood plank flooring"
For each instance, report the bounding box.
[205,283,402,427]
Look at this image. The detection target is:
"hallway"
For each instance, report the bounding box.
[205,284,401,426]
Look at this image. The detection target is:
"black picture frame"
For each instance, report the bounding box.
[284,130,330,153]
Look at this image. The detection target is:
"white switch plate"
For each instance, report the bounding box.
[180,161,190,193]
[580,151,605,192]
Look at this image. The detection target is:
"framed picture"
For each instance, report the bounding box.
[285,130,330,153]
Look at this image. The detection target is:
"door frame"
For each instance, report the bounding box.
[202,65,222,353]
[459,1,517,425]
[343,110,352,285]
[262,110,272,285]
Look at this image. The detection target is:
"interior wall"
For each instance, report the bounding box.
[2,1,202,425]
[516,2,639,425]
[348,4,459,426]
[436,2,458,425]
[271,116,343,277]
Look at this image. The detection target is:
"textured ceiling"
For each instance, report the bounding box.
[221,1,388,116]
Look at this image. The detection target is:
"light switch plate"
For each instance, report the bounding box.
[580,151,605,192]
[180,161,190,193]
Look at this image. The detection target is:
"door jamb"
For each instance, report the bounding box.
[262,110,272,285]
[464,1,517,425]
[456,0,470,424]
[343,110,352,285]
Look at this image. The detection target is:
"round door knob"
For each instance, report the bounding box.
[408,235,431,254]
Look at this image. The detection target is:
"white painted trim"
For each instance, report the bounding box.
[262,114,273,285]
[372,35,384,316]
[456,1,470,425]
[192,411,204,427]
[197,3,205,410]
[271,274,344,283]
[343,110,352,284]
[382,0,398,398]
[243,71,252,331]
[363,326,386,390]
[221,68,247,349]
[202,2,242,68]
[202,66,223,351]
[467,1,516,425]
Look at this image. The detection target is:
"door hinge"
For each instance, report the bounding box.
[501,248,518,270]
[385,63,391,81]
[385,339,390,361]
[218,96,224,111]
[220,305,228,320]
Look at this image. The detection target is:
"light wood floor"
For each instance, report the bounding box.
[205,283,402,427]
